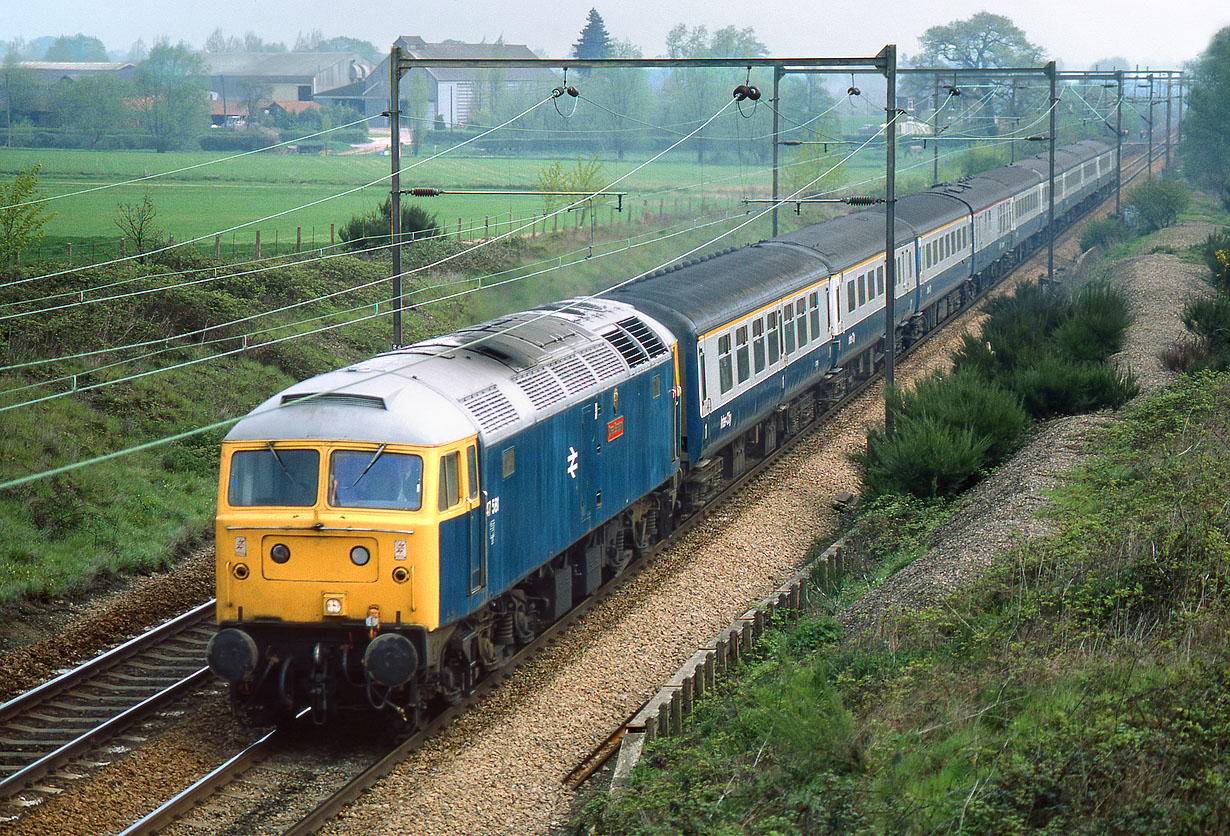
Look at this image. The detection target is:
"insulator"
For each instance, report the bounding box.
[552,86,566,98]
[848,86,861,96]
[408,187,441,197]
[746,85,761,101]
[845,196,883,206]
[566,86,579,97]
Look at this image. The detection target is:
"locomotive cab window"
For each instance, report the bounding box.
[228,447,319,507]
[328,449,423,511]
[467,445,479,501]
[438,452,461,511]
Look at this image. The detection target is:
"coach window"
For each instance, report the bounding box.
[876,266,884,297]
[767,312,781,364]
[857,274,866,307]
[718,333,734,394]
[783,303,796,355]
[796,297,808,346]
[846,279,856,313]
[735,325,750,383]
[438,451,461,511]
[752,318,766,374]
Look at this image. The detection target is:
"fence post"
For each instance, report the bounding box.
[66,242,72,266]
[120,238,126,257]
[296,227,302,253]
[485,216,489,238]
[215,234,221,259]
[255,230,261,258]
[330,223,335,246]
[457,217,462,240]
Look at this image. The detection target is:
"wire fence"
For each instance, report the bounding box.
[13,195,743,271]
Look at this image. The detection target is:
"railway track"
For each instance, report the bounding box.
[0,602,216,817]
[0,144,1167,835]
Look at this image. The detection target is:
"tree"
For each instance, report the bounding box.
[113,193,162,261]
[1,59,41,147]
[538,155,606,225]
[573,9,612,61]
[51,74,130,147]
[406,73,430,155]
[910,13,1045,132]
[662,24,767,164]
[43,34,108,63]
[1183,27,1230,209]
[0,164,56,265]
[134,41,209,152]
[586,38,649,160]
[916,12,1044,69]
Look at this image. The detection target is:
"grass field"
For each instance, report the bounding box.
[0,146,787,263]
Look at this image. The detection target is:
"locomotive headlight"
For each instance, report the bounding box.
[270,543,291,564]
[324,596,343,615]
[350,545,371,566]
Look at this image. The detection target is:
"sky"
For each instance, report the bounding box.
[3,0,1226,71]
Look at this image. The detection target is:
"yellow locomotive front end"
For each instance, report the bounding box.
[205,361,488,724]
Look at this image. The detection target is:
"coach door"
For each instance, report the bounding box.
[466,443,486,595]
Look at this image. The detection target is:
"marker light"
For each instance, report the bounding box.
[350,546,371,566]
[324,597,343,615]
[271,543,291,564]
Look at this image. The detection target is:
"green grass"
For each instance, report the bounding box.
[0,146,781,261]
[583,372,1230,835]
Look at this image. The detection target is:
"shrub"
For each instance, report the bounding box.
[1053,281,1132,363]
[1010,350,1139,418]
[338,199,440,251]
[889,368,1029,466]
[1194,228,1230,292]
[1079,216,1129,251]
[854,416,992,500]
[1125,180,1191,231]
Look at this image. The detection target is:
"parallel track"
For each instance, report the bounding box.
[0,602,216,810]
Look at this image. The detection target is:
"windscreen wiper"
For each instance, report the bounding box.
[266,441,298,484]
[350,444,387,488]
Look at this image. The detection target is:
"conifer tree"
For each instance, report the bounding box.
[572,9,612,60]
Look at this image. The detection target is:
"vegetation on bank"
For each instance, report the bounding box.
[582,363,1230,836]
[854,275,1137,502]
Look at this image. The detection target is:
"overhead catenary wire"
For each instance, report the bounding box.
[0,208,753,402]
[1,96,884,491]
[2,94,560,290]
[0,95,746,416]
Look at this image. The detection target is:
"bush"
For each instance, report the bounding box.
[854,416,992,500]
[199,130,279,152]
[1053,281,1132,363]
[338,199,440,251]
[1126,180,1191,231]
[1010,350,1139,418]
[888,368,1029,466]
[1079,216,1129,251]
[1194,228,1230,292]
